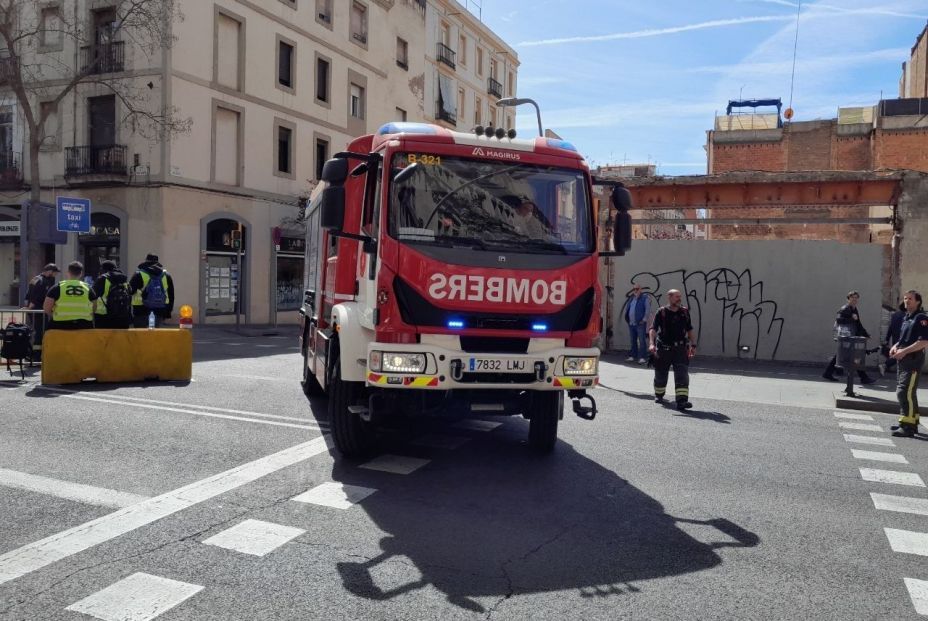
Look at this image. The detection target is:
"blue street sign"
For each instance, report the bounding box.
[56,196,91,233]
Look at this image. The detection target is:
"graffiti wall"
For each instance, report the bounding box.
[611,240,883,362]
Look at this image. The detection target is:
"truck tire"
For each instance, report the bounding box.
[301,346,324,397]
[329,348,375,458]
[528,392,562,453]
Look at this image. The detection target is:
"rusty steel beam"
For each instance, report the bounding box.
[634,217,892,225]
[625,179,901,210]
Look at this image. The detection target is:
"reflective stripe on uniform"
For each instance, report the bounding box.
[95,278,111,316]
[900,371,921,425]
[675,388,689,396]
[52,280,93,322]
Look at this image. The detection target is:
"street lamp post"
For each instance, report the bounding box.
[496,97,543,137]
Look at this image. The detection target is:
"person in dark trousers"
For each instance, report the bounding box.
[649,288,696,411]
[823,291,875,384]
[881,301,906,375]
[625,283,651,364]
[22,263,59,360]
[43,261,97,330]
[889,290,928,438]
[92,260,133,329]
[130,253,175,328]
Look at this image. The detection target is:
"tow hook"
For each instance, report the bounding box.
[450,359,464,381]
[569,389,597,420]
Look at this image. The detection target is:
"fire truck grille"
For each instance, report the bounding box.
[460,337,529,354]
[458,372,538,384]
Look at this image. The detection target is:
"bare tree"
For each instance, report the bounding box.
[0,0,190,285]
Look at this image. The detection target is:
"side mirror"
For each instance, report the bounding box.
[320,186,346,231]
[321,158,349,185]
[611,186,632,256]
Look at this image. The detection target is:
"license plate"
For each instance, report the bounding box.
[468,358,526,373]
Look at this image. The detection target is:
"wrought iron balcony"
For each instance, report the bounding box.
[437,42,456,69]
[80,41,125,74]
[487,77,503,99]
[65,144,127,177]
[436,104,456,125]
[0,151,23,189]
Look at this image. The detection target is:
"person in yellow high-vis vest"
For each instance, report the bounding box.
[890,290,928,438]
[129,253,175,328]
[42,261,97,330]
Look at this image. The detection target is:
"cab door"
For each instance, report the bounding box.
[356,158,382,330]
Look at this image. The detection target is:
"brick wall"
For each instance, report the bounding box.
[786,123,834,170]
[832,136,872,170]
[711,142,786,173]
[875,129,928,171]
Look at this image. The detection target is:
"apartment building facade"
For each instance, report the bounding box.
[0,0,517,324]
[426,0,519,134]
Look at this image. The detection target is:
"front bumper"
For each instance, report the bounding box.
[365,343,599,391]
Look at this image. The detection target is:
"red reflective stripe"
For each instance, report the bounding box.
[428,377,439,387]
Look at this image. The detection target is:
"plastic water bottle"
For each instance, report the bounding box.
[148,311,155,330]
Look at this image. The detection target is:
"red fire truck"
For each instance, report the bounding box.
[300,121,631,457]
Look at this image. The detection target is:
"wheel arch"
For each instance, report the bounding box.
[330,302,373,382]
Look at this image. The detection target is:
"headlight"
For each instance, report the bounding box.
[376,352,427,374]
[369,351,383,372]
[564,356,598,376]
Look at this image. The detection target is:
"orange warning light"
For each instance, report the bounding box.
[180,305,194,319]
[784,107,794,120]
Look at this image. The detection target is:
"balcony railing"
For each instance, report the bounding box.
[65,144,127,177]
[0,151,22,189]
[487,77,503,99]
[80,41,125,74]
[437,42,456,69]
[436,104,456,125]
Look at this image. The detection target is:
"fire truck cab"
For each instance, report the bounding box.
[300,122,630,457]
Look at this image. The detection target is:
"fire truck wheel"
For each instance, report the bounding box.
[329,349,375,458]
[528,392,561,453]
[301,350,325,397]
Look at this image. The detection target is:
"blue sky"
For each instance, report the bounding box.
[476,0,928,175]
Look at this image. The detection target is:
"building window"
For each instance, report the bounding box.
[396,107,407,122]
[440,21,450,46]
[489,57,498,80]
[474,96,482,126]
[212,103,242,186]
[39,5,62,50]
[459,34,467,67]
[275,121,295,178]
[350,2,367,45]
[508,72,514,97]
[476,47,483,76]
[488,105,496,127]
[40,101,60,150]
[350,83,364,119]
[315,138,328,181]
[278,0,296,8]
[215,9,243,91]
[396,37,408,70]
[316,56,330,103]
[437,73,456,124]
[316,0,333,25]
[457,87,465,124]
[277,38,294,91]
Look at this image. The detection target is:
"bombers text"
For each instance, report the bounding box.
[428,273,568,305]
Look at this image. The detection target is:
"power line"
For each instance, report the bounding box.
[787,0,802,118]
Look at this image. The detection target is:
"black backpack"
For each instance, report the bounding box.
[1,322,33,379]
[105,280,133,322]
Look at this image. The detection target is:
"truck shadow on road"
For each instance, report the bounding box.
[328,431,758,613]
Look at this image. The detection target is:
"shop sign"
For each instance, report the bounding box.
[0,221,19,236]
[279,236,306,254]
[56,196,91,233]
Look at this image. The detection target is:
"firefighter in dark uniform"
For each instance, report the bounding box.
[649,289,696,410]
[889,290,928,437]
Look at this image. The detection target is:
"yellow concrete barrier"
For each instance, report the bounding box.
[41,329,193,385]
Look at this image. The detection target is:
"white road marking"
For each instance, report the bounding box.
[0,468,148,509]
[851,449,909,464]
[212,374,291,382]
[860,468,926,487]
[0,437,329,586]
[834,412,876,421]
[39,391,319,431]
[844,434,895,447]
[66,572,203,621]
[292,482,377,509]
[36,386,322,426]
[886,528,928,557]
[872,493,928,516]
[359,454,431,475]
[202,519,305,557]
[410,434,471,450]
[905,578,928,615]
[452,419,503,432]
[838,422,884,432]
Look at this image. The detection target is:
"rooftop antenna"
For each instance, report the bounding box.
[786,0,802,123]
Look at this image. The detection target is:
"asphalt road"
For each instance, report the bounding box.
[2,329,928,620]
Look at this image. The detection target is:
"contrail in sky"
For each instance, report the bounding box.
[517,15,795,47]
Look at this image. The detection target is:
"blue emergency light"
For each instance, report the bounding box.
[378,122,438,136]
[531,323,549,332]
[447,320,465,329]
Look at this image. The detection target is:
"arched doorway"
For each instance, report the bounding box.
[78,212,121,279]
[203,217,247,319]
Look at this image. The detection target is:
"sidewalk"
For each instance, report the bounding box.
[598,354,923,413]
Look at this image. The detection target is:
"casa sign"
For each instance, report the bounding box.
[0,222,20,236]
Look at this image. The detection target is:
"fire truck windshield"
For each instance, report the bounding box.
[389,153,593,255]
